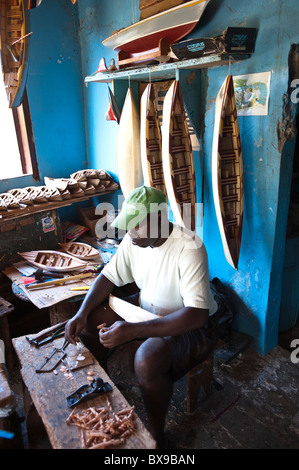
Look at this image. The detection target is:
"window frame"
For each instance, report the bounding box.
[11,89,40,181]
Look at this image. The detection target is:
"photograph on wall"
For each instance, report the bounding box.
[233,71,271,116]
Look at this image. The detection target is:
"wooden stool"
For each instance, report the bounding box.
[0,297,14,369]
[186,351,214,413]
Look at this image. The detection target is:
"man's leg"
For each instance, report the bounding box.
[134,337,173,448]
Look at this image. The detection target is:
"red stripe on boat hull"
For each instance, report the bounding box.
[113,22,198,54]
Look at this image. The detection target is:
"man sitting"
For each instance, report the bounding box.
[65,186,218,448]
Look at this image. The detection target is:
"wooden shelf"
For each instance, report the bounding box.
[0,190,117,224]
[85,54,250,84]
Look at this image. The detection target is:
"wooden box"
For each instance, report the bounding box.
[0,211,62,270]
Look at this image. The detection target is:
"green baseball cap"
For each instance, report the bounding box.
[111,186,167,231]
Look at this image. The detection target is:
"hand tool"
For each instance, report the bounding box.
[70,286,90,291]
[36,338,69,373]
[26,272,93,290]
[66,377,112,407]
[26,320,68,348]
[33,268,65,281]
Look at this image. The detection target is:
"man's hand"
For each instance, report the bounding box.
[99,321,134,349]
[64,314,87,345]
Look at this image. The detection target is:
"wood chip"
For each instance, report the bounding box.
[66,399,137,449]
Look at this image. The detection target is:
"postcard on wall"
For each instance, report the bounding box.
[233,72,271,116]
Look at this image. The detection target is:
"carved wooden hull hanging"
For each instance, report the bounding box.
[162,80,196,232]
[117,88,143,198]
[140,83,166,197]
[212,75,244,270]
[0,0,31,107]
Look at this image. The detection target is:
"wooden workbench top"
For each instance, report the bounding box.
[12,333,156,449]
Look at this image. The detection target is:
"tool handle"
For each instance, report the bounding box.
[26,320,68,344]
[26,272,93,290]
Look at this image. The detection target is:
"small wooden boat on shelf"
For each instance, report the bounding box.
[59,242,100,260]
[117,88,143,198]
[212,75,244,270]
[7,188,33,205]
[44,177,78,191]
[140,83,166,197]
[0,193,20,209]
[22,187,48,204]
[162,80,196,231]
[18,250,87,272]
[0,0,31,108]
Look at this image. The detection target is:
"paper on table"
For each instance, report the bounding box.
[2,266,94,309]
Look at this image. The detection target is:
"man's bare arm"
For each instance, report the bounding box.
[65,273,115,344]
[99,306,209,349]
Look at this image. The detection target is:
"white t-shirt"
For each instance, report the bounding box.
[102,224,218,317]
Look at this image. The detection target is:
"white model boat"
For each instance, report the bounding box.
[117,88,143,198]
[103,0,210,55]
[212,75,244,270]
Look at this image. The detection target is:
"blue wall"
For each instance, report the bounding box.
[77,0,299,354]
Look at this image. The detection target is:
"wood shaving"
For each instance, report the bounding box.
[66,398,137,449]
[76,354,85,361]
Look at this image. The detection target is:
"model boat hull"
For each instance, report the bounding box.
[212,75,244,270]
[117,88,143,198]
[59,242,101,260]
[18,250,87,272]
[140,83,166,197]
[103,0,210,54]
[162,80,196,231]
[0,0,31,107]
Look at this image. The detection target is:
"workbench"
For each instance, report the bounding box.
[12,332,156,449]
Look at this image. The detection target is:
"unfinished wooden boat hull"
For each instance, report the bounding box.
[162,81,196,231]
[103,0,210,54]
[140,83,166,197]
[59,242,101,260]
[212,75,244,270]
[18,250,87,272]
[117,88,143,198]
[109,295,159,323]
[0,0,31,108]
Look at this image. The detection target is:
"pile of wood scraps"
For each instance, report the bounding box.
[66,400,137,449]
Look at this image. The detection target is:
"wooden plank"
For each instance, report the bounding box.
[139,0,184,20]
[12,333,156,449]
[109,294,159,322]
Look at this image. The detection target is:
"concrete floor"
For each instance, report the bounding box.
[6,327,299,450]
[108,339,299,450]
